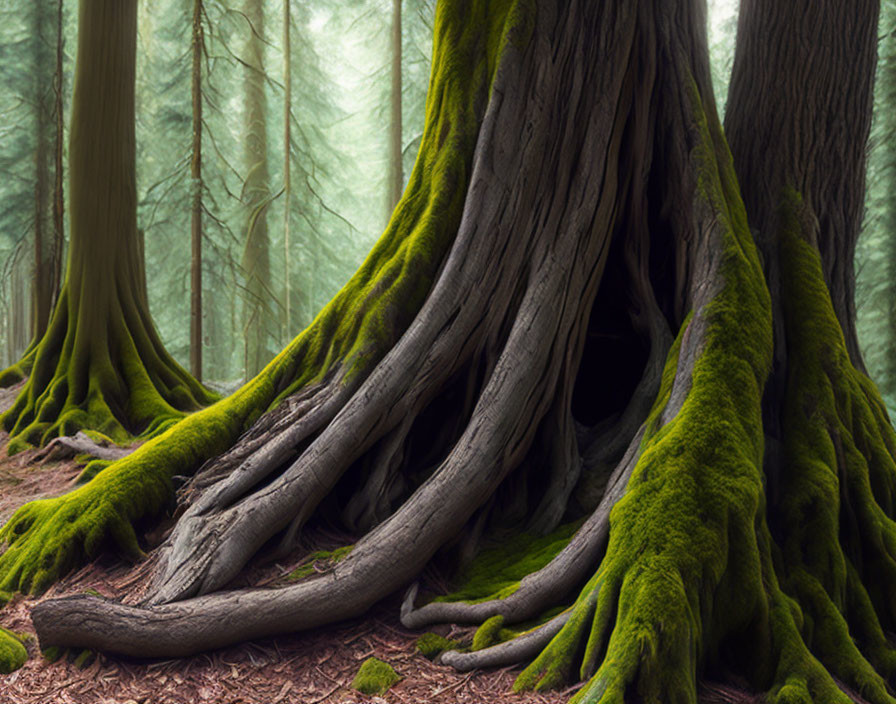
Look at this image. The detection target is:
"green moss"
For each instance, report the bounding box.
[285,545,353,581]
[415,632,463,659]
[71,648,95,669]
[435,520,582,605]
[472,614,515,650]
[0,375,272,594]
[0,627,28,674]
[766,189,896,701]
[351,657,401,695]
[517,72,816,704]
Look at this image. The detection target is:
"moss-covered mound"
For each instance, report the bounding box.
[351,657,401,695]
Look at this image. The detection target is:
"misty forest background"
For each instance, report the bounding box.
[1,0,894,409]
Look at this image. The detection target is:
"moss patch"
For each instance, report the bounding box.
[435,520,582,605]
[415,632,463,660]
[285,545,353,581]
[0,627,28,673]
[351,657,401,695]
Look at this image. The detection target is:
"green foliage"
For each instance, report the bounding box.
[351,657,401,695]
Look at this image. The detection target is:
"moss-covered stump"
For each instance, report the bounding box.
[351,657,401,695]
[0,627,28,674]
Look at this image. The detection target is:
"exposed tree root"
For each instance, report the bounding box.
[31,431,134,464]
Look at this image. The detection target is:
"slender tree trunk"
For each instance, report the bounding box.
[241,0,273,379]
[388,0,403,217]
[9,266,28,366]
[282,0,292,343]
[190,0,203,381]
[31,1,56,341]
[52,0,64,301]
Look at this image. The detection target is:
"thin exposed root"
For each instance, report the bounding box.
[440,610,571,671]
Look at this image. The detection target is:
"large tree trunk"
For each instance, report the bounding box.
[6,0,896,701]
[0,0,214,454]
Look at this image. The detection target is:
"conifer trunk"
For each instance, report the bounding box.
[190,0,203,380]
[388,0,403,216]
[242,0,273,379]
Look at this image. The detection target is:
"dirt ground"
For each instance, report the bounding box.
[0,398,769,704]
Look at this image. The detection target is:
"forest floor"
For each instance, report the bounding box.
[0,385,764,704]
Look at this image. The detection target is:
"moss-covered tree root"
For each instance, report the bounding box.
[0,0,527,600]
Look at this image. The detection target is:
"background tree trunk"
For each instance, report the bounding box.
[282,0,292,344]
[241,0,274,379]
[190,0,203,381]
[388,0,403,218]
[30,0,62,342]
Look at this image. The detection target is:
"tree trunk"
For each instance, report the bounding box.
[0,0,214,454]
[282,0,292,344]
[8,1,896,702]
[52,0,64,309]
[31,0,54,341]
[241,0,274,379]
[190,0,203,381]
[388,0,403,217]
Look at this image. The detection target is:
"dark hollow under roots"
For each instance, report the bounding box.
[9,1,896,703]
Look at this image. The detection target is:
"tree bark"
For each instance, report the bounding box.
[190,0,203,381]
[282,0,292,343]
[30,0,62,342]
[388,0,403,217]
[725,0,878,370]
[241,0,274,379]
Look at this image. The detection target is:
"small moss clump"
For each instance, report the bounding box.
[285,545,353,581]
[472,614,515,650]
[0,627,28,673]
[415,632,463,659]
[351,657,401,695]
